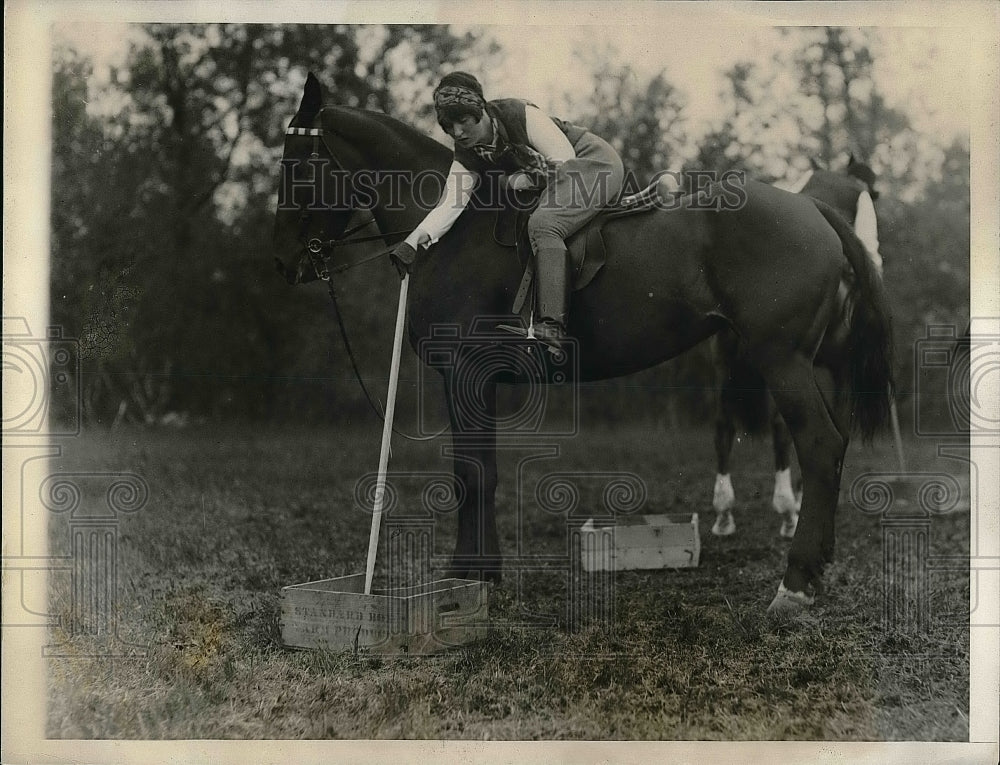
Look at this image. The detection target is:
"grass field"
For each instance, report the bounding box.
[44,419,970,740]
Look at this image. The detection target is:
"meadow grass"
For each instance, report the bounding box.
[45,420,969,740]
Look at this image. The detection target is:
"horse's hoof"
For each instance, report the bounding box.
[767,582,815,615]
[712,512,736,536]
[772,494,800,516]
[778,513,799,539]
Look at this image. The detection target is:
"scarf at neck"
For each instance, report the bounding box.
[468,115,551,186]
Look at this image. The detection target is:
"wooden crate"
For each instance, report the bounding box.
[281,574,488,654]
[579,513,700,572]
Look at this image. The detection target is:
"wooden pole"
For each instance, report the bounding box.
[364,274,410,595]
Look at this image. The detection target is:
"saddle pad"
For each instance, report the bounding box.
[497,182,661,295]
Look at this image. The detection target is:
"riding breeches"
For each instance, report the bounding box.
[527,131,625,253]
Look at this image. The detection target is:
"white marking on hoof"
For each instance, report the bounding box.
[772,468,799,514]
[712,510,736,536]
[712,474,736,535]
[772,469,800,538]
[767,582,815,614]
[779,513,799,539]
[713,473,735,512]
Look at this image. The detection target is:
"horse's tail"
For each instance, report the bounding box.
[813,198,894,442]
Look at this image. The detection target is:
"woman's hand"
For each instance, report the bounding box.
[506,171,535,192]
[390,230,430,277]
[389,241,418,278]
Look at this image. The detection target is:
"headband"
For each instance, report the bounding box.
[433,85,486,112]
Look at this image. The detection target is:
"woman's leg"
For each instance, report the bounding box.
[528,133,624,346]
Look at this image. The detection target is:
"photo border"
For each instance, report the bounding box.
[4,1,997,762]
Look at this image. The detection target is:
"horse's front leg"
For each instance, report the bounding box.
[443,375,501,583]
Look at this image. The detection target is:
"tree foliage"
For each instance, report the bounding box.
[50,25,969,429]
[51,23,498,424]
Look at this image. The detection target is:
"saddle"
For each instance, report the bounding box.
[493,182,661,320]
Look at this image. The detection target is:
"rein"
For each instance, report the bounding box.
[285,116,445,443]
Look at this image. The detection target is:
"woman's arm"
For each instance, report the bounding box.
[524,105,576,163]
[404,159,476,248]
[506,106,579,191]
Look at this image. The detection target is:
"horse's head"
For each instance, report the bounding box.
[273,73,455,285]
[846,154,879,200]
[273,73,370,284]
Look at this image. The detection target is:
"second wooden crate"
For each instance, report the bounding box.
[579,513,700,571]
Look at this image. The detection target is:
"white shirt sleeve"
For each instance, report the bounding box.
[853,190,882,275]
[405,159,477,249]
[524,105,577,163]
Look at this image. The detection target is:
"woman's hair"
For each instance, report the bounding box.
[433,71,486,131]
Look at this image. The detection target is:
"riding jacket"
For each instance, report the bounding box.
[404,100,588,250]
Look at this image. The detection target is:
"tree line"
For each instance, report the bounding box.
[50,24,969,430]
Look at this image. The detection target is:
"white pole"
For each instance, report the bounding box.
[364,273,410,595]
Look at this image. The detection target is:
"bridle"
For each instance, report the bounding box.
[283,112,445,442]
[285,115,410,280]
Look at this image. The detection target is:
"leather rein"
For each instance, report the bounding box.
[285,114,443,442]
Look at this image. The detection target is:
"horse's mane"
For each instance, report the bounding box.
[314,105,452,172]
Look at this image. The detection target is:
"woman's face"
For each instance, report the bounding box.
[445,112,492,148]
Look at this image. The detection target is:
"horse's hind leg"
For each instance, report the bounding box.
[770,409,800,538]
[712,389,737,536]
[711,332,739,536]
[757,354,848,613]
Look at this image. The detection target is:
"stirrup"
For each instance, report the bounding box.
[530,320,568,355]
[495,321,566,357]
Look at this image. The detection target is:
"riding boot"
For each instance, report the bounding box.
[533,246,571,352]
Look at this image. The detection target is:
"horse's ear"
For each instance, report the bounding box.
[299,71,323,120]
[848,152,856,167]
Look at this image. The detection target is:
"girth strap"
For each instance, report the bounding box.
[512,258,535,315]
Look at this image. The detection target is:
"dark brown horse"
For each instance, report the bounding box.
[709,158,884,541]
[273,74,893,613]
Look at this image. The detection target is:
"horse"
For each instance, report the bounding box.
[708,157,884,540]
[273,73,893,613]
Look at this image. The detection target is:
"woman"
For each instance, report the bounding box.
[390,71,625,351]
